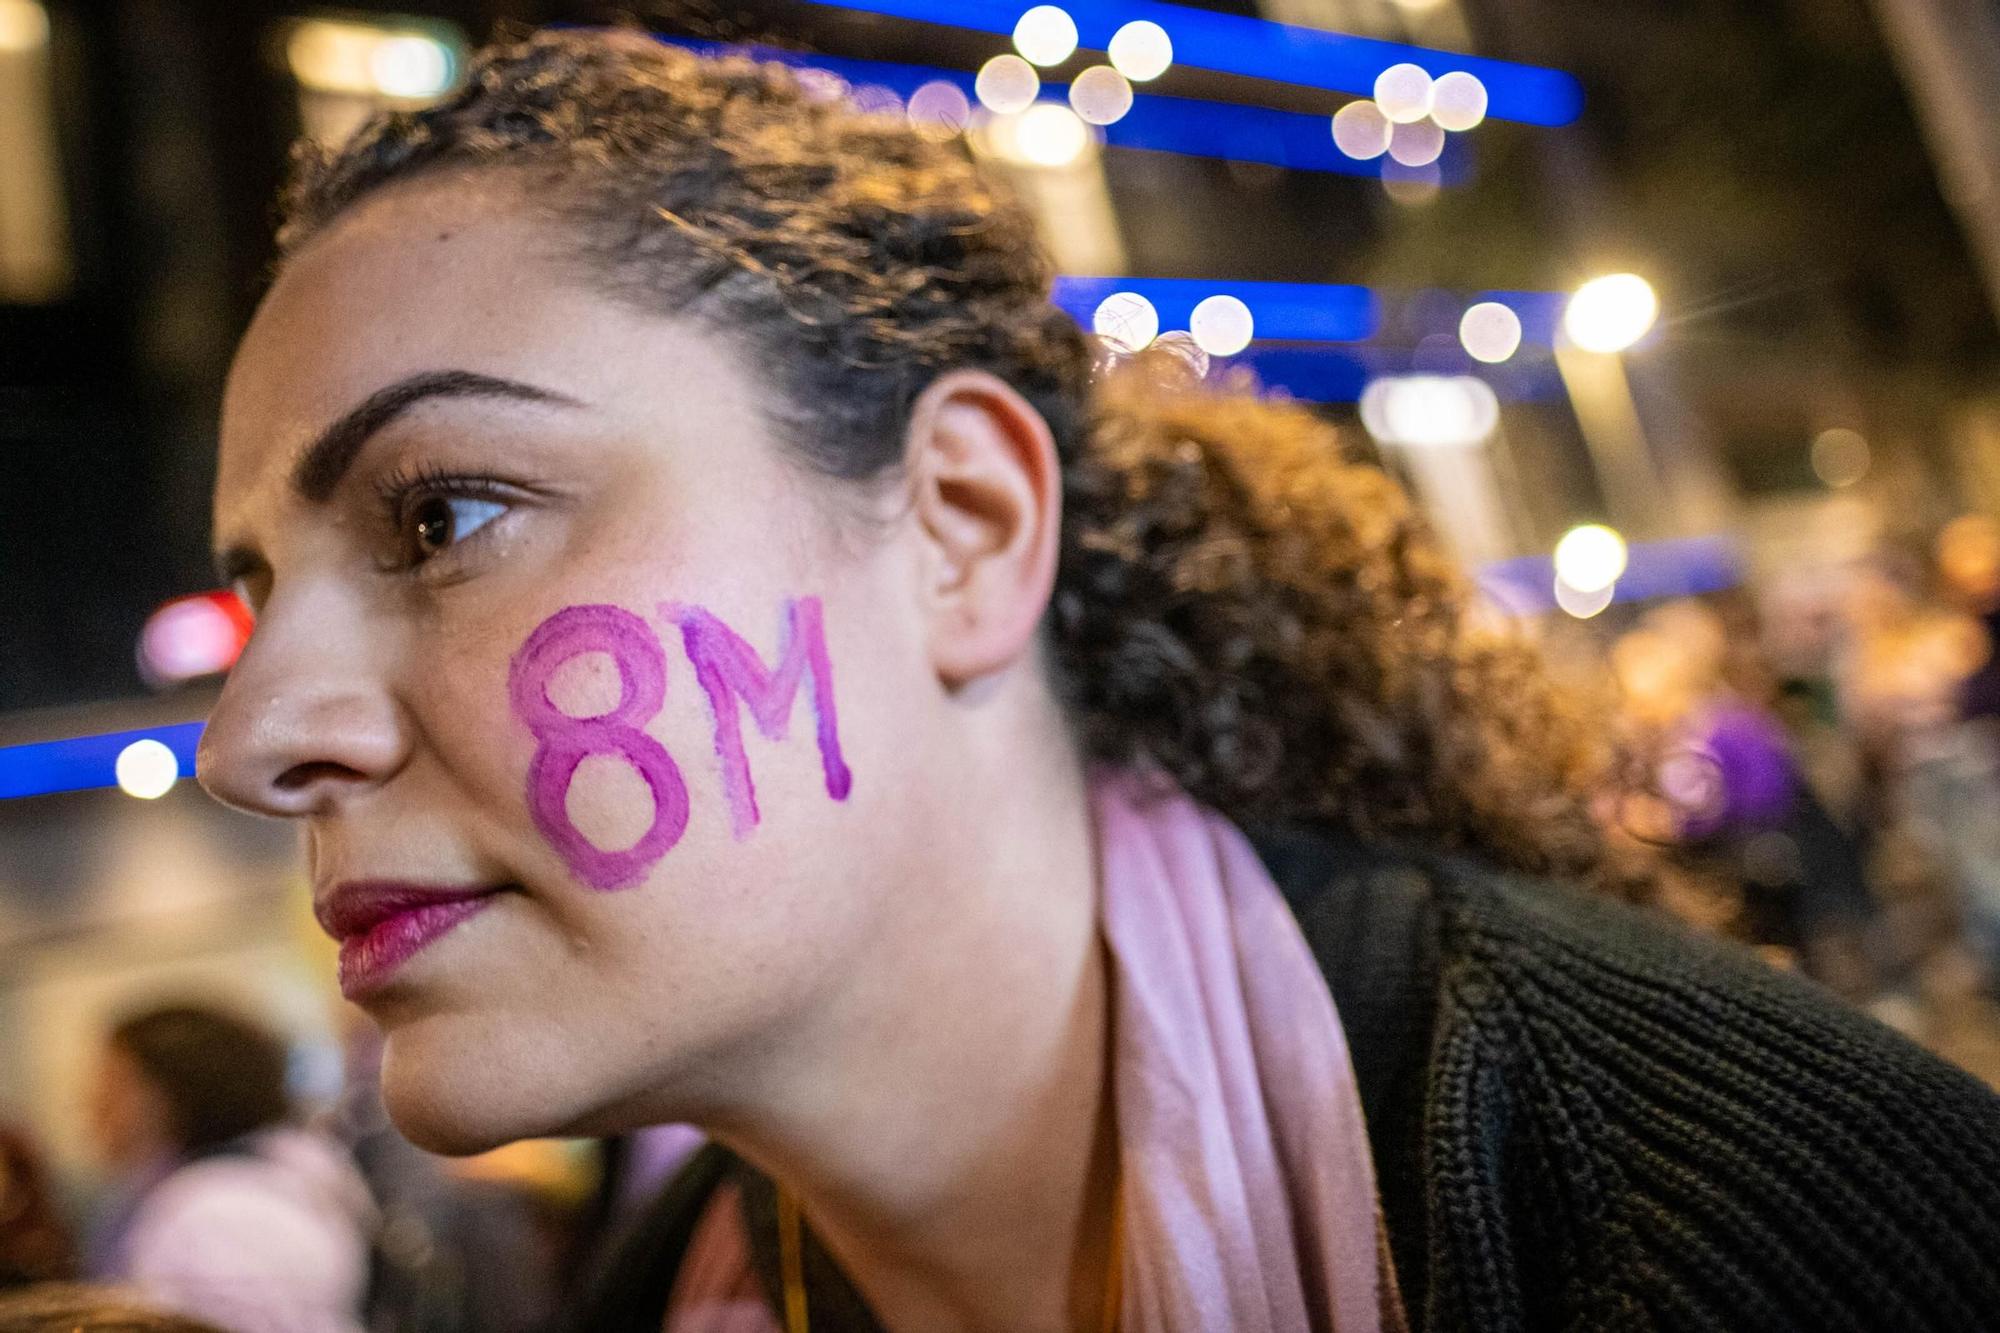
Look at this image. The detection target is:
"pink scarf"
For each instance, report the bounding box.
[667,774,1394,1331]
[1096,773,1390,1332]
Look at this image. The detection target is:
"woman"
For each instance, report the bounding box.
[87,1006,373,1333]
[196,28,2000,1332]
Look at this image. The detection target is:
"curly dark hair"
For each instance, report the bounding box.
[278,27,1644,901]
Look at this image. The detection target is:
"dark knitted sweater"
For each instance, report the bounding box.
[572,829,2000,1331]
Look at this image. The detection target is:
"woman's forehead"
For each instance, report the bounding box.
[216,184,747,506]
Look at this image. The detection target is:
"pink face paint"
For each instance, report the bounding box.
[661,596,853,840]
[508,604,690,890]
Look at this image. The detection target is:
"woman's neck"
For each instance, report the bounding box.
[710,737,1116,1333]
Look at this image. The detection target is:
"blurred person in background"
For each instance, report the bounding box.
[193,29,2000,1332]
[1938,514,2000,725]
[1612,600,1883,999]
[0,1123,75,1290]
[87,1004,373,1333]
[1840,554,2000,991]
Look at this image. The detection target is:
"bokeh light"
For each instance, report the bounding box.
[1359,375,1501,448]
[1388,119,1446,167]
[0,1,50,52]
[794,68,849,104]
[1190,295,1255,357]
[1459,302,1523,364]
[1554,523,1629,593]
[1092,291,1160,352]
[976,54,1040,114]
[1013,5,1079,67]
[1811,427,1871,488]
[1331,100,1392,161]
[1152,330,1211,377]
[1564,273,1659,353]
[1373,63,1434,124]
[1069,65,1134,126]
[907,80,973,138]
[287,20,454,98]
[1381,160,1443,205]
[1554,574,1616,619]
[1013,102,1090,166]
[849,83,905,117]
[1108,20,1173,81]
[1429,71,1489,132]
[115,739,179,800]
[368,34,453,98]
[139,592,251,685]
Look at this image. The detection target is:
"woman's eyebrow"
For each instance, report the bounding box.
[290,369,584,503]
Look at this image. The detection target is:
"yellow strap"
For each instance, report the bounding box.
[777,1185,809,1333]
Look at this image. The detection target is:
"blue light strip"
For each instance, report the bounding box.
[0,722,204,801]
[1052,276,1381,340]
[666,38,1462,179]
[1221,344,1566,405]
[1478,535,1744,614]
[798,0,1583,126]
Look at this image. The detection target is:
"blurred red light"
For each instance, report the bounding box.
[138,590,253,686]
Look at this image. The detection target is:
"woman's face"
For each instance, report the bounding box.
[201,176,951,1153]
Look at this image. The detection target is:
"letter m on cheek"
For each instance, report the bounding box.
[661,597,853,839]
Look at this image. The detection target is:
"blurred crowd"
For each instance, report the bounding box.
[0,1000,694,1332]
[3,512,1999,1332]
[1600,512,2000,1067]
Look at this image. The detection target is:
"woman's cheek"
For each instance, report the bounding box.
[498,593,859,894]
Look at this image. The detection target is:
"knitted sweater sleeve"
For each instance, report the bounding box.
[1423,862,2000,1333]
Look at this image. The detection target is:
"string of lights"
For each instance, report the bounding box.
[792,0,1584,125]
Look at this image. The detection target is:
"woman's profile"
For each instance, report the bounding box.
[196,27,2000,1332]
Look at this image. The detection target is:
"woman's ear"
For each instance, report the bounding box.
[903,369,1063,688]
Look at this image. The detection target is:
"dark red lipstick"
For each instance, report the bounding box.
[316,880,503,998]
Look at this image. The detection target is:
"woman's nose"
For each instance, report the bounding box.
[196,596,410,817]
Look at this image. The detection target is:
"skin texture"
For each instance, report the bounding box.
[199,174,1117,1333]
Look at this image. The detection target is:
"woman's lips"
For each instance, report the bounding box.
[317,881,504,999]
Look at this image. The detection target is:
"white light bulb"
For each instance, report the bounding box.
[975,54,1041,115]
[1152,330,1211,378]
[116,739,179,800]
[368,34,452,98]
[1553,524,1629,594]
[1388,119,1445,167]
[1108,20,1172,81]
[1459,302,1523,364]
[1092,292,1160,353]
[1190,295,1255,357]
[1563,274,1659,353]
[1068,65,1133,126]
[1430,71,1489,132]
[1013,5,1079,67]
[1373,62,1434,124]
[1331,100,1392,161]
[1554,575,1616,619]
[907,80,972,138]
[1014,102,1090,167]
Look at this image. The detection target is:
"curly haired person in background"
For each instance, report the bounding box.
[195,27,2000,1332]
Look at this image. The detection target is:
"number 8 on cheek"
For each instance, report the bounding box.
[508,604,691,890]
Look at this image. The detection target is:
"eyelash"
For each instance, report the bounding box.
[372,462,515,570]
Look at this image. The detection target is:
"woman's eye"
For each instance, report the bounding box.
[407,495,507,561]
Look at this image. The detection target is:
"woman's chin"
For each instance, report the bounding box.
[377,1019,596,1156]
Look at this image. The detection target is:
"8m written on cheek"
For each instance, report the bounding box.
[506,596,852,889]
